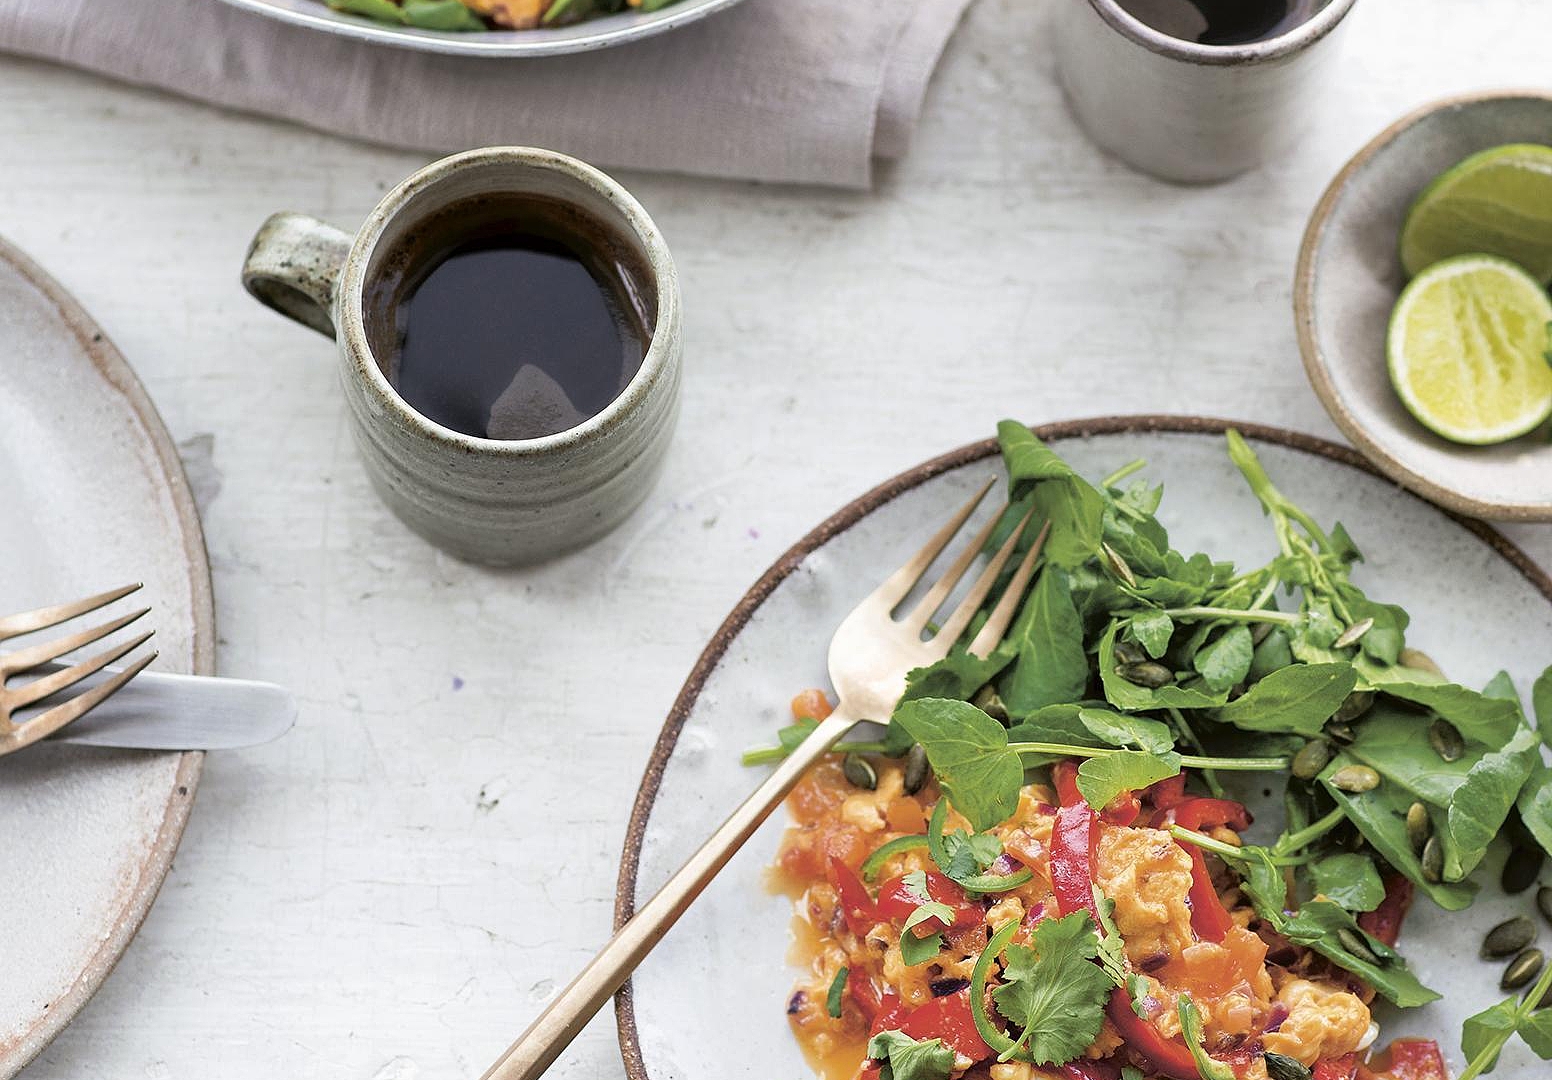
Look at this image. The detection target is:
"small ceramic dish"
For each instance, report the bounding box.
[1295,90,1552,521]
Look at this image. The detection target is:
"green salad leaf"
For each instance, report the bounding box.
[894,698,1022,830]
[998,567,1089,714]
[1076,750,1181,812]
[1309,852,1385,912]
[1213,661,1357,737]
[998,421,1104,570]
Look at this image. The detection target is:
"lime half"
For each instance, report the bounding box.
[1387,254,1552,445]
[1399,143,1552,281]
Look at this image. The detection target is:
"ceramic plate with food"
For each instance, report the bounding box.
[218,0,748,56]
[616,417,1552,1080]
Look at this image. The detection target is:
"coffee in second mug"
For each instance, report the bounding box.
[242,146,681,567]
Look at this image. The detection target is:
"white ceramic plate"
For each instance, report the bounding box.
[615,417,1552,1080]
[0,238,212,1076]
[217,0,748,57]
[1296,91,1552,522]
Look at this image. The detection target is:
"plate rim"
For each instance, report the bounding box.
[1293,88,1552,523]
[610,413,1552,1079]
[0,237,214,1076]
[216,0,751,58]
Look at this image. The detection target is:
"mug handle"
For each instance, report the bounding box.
[241,212,353,339]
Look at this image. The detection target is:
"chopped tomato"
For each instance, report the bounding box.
[789,760,853,824]
[1314,1055,1360,1080]
[1367,1039,1448,1080]
[876,871,980,933]
[792,688,833,721]
[830,856,877,936]
[868,991,908,1036]
[1101,789,1142,826]
[899,990,992,1061]
[1358,874,1414,948]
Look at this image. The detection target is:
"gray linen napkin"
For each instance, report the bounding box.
[0,0,974,188]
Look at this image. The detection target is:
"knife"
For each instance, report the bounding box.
[23,665,297,751]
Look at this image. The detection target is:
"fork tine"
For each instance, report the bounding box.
[0,584,142,642]
[0,607,151,676]
[899,513,1001,634]
[869,478,996,609]
[3,651,157,753]
[5,631,155,710]
[965,520,1051,659]
[927,507,1035,654]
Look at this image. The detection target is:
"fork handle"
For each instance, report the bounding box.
[479,705,859,1080]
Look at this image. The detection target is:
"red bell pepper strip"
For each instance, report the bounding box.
[1144,773,1188,811]
[1373,1039,1448,1080]
[1052,759,1083,807]
[830,856,878,937]
[854,1065,882,1080]
[900,990,993,1061]
[1104,992,1203,1080]
[1052,802,1100,921]
[1101,789,1142,827]
[849,975,882,1021]
[1182,843,1235,943]
[876,871,982,931]
[1358,873,1414,948]
[1313,1055,1359,1080]
[1164,796,1252,833]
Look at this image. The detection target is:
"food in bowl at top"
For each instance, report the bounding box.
[325,0,681,32]
[746,423,1552,1080]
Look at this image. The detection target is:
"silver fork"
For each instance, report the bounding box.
[481,478,1051,1080]
[0,583,157,756]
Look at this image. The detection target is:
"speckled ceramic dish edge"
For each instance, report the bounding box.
[611,414,1552,1080]
[1295,89,1552,522]
[0,237,213,1077]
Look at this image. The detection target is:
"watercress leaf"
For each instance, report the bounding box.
[1213,661,1357,738]
[1076,750,1182,812]
[1483,670,1522,705]
[1278,900,1440,1007]
[1194,625,1254,692]
[1078,708,1176,754]
[1319,755,1477,911]
[1461,997,1519,1071]
[1445,725,1542,881]
[402,0,488,28]
[866,1030,956,1080]
[1130,608,1174,659]
[1005,703,1099,746]
[998,567,1090,714]
[996,421,1104,569]
[990,913,1112,1066]
[1380,682,1523,748]
[1099,623,1228,711]
[1247,627,1294,682]
[778,718,819,753]
[1341,704,1483,807]
[901,645,1016,705]
[1516,764,1552,862]
[1518,1007,1552,1058]
[1177,996,1234,1080]
[1331,522,1365,565]
[328,0,409,22]
[1534,665,1552,746]
[1348,597,1408,665]
[1235,845,1288,916]
[1308,852,1385,912]
[894,699,1023,831]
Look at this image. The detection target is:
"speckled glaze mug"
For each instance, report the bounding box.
[241,147,681,567]
[1055,0,1358,183]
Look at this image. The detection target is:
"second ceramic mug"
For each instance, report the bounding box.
[241,147,682,567]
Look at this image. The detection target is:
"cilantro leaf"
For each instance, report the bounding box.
[1075,750,1182,812]
[990,912,1112,1066]
[867,1030,955,1080]
[894,698,1023,831]
[897,873,953,966]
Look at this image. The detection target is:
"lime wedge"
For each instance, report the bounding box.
[1399,144,1552,281]
[1387,254,1552,445]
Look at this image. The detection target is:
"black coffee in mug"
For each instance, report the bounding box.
[1115,0,1324,45]
[368,193,654,441]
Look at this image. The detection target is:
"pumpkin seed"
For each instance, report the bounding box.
[1482,916,1537,959]
[1291,740,1333,780]
[1326,721,1356,746]
[1250,620,1275,646]
[1538,886,1552,927]
[971,684,1008,722]
[1406,802,1432,854]
[1503,846,1545,896]
[1113,640,1146,666]
[843,753,877,791]
[902,744,930,796]
[1120,661,1174,688]
[1429,719,1465,762]
[1400,647,1444,677]
[1330,765,1380,793]
[1503,948,1545,991]
[1101,542,1137,588]
[1332,617,1375,650]
[1332,690,1374,725]
[1422,835,1444,883]
[1338,927,1379,965]
[1264,1053,1313,1080]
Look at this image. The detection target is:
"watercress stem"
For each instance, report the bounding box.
[1456,958,1552,1080]
[1101,459,1147,488]
[1008,743,1287,771]
[1166,707,1224,798]
[739,739,888,767]
[1171,826,1301,867]
[1273,807,1345,857]
[1160,606,1301,626]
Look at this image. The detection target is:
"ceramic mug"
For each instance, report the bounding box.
[1055,0,1359,184]
[241,147,681,567]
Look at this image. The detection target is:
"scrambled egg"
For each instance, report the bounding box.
[1262,977,1374,1066]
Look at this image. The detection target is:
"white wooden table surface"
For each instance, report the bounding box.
[4,1,1552,1077]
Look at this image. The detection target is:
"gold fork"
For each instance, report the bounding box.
[0,583,157,757]
[481,479,1051,1080]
